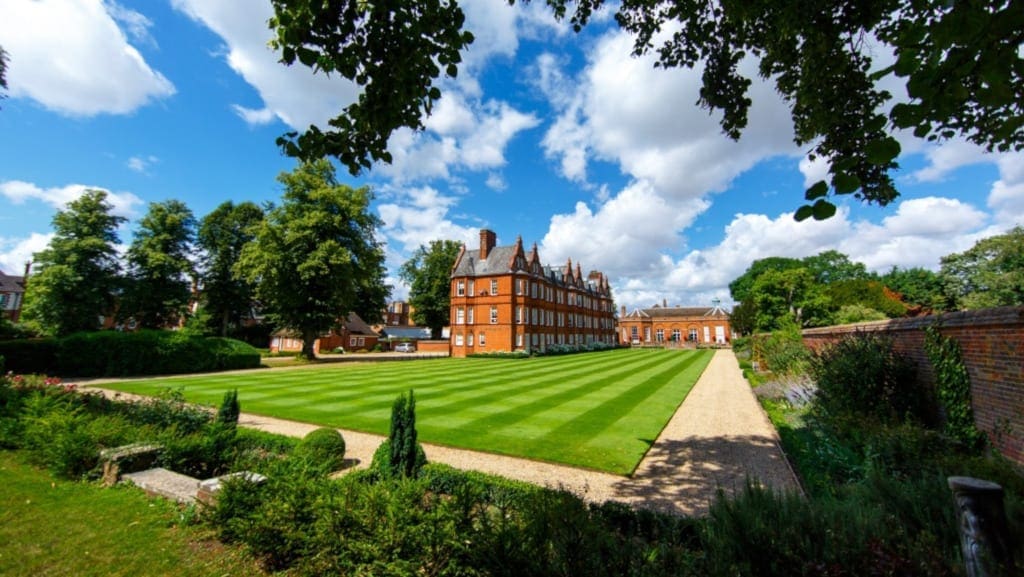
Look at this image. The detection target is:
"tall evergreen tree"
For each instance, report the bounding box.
[21,190,125,336]
[121,200,197,329]
[197,201,264,336]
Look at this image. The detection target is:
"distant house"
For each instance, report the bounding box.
[617,301,733,347]
[0,264,29,322]
[269,312,381,353]
[383,301,415,326]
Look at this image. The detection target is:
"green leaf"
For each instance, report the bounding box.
[865,138,901,165]
[833,172,861,195]
[794,205,814,222]
[804,180,829,200]
[811,199,837,220]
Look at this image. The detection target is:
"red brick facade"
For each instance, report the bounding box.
[448,230,617,357]
[617,303,733,346]
[802,306,1024,468]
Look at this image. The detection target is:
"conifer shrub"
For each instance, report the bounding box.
[216,389,240,429]
[293,427,346,475]
[371,390,426,478]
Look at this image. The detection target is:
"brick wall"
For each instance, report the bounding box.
[802,306,1024,467]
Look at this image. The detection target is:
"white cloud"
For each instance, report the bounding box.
[539,30,796,202]
[172,0,359,130]
[0,0,175,116]
[0,180,143,218]
[126,155,158,173]
[911,140,992,183]
[989,153,1024,226]
[377,186,479,253]
[541,180,707,277]
[0,233,53,275]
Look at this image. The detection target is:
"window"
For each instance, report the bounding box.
[516,333,523,347]
[467,333,474,346]
[517,279,526,295]
[516,306,524,324]
[630,327,638,339]
[490,279,498,295]
[531,282,537,298]
[531,308,538,325]
[644,327,651,342]
[656,329,664,342]
[467,307,475,324]
[456,307,465,324]
[490,306,498,324]
[468,280,475,296]
[456,280,465,296]
[479,332,486,346]
[455,334,464,346]
[0,294,7,308]
[688,328,698,342]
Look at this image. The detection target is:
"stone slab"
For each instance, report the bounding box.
[121,467,200,504]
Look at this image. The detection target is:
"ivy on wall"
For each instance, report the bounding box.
[923,325,984,449]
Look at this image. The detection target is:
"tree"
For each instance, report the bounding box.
[399,240,462,339]
[121,200,197,329]
[197,201,265,336]
[728,299,758,336]
[372,390,426,479]
[236,159,389,360]
[879,266,949,312]
[825,279,907,318]
[802,250,873,284]
[21,190,125,336]
[940,226,1024,310]
[269,1,1023,217]
[751,267,831,330]
[729,257,803,303]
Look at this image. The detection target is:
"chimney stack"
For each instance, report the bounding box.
[620,305,626,317]
[479,229,496,260]
[663,298,667,308]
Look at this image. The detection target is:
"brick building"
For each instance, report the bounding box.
[449,230,617,357]
[618,301,733,346]
[269,312,381,354]
[0,265,29,322]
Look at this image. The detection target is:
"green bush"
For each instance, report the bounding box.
[158,423,236,479]
[293,427,346,475]
[54,331,260,377]
[372,390,426,479]
[810,333,925,425]
[0,338,59,375]
[752,323,810,375]
[216,389,240,428]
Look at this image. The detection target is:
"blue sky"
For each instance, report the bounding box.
[1,0,1021,311]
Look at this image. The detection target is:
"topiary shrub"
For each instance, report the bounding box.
[293,427,346,475]
[216,389,240,429]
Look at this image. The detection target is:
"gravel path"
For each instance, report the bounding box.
[83,349,800,517]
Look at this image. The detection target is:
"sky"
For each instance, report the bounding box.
[1,0,1022,312]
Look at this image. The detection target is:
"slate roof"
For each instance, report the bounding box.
[0,271,25,294]
[272,312,380,337]
[380,326,433,340]
[451,246,518,277]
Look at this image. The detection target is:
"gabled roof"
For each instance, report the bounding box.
[271,312,380,338]
[451,245,519,277]
[0,271,25,294]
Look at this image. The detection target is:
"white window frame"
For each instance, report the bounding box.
[456,280,465,296]
[490,279,498,295]
[490,306,498,324]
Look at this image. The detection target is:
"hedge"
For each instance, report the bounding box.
[0,331,261,377]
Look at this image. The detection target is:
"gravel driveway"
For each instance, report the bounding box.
[84,349,800,517]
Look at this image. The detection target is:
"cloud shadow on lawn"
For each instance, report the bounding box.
[612,434,801,517]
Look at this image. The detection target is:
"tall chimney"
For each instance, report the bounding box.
[620,306,626,317]
[479,229,496,260]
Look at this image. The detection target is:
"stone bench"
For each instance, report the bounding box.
[99,443,163,486]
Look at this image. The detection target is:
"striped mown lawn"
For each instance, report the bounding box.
[101,348,713,475]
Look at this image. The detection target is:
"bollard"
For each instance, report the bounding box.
[948,476,1017,577]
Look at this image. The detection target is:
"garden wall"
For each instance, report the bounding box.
[802,306,1024,467]
[416,340,450,355]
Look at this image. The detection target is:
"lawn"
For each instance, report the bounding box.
[100,348,713,475]
[0,451,263,577]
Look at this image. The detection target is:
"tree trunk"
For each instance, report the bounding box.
[220,309,230,338]
[301,328,318,360]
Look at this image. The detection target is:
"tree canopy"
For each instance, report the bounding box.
[121,200,197,329]
[940,226,1024,310]
[269,0,1023,218]
[236,159,389,359]
[0,44,8,104]
[197,201,265,336]
[22,190,126,336]
[399,240,463,339]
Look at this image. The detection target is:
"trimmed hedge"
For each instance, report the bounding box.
[0,331,261,377]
